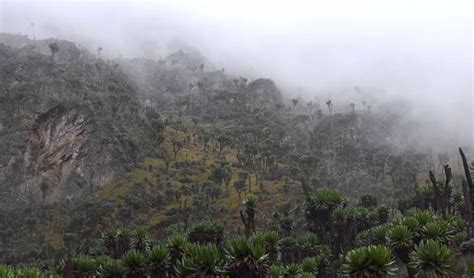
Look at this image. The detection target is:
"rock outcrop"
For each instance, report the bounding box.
[0,41,155,207]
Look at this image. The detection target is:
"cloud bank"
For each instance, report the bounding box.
[1,0,472,149]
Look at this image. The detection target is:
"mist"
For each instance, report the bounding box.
[1,0,472,149]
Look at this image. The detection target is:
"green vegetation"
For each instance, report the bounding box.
[343,245,396,277]
[1,35,474,276]
[409,239,454,277]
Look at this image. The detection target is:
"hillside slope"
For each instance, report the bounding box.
[0,34,468,262]
[0,41,156,207]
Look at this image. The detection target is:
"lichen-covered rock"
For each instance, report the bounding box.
[0,41,155,207]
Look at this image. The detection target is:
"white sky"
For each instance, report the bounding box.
[1,0,473,147]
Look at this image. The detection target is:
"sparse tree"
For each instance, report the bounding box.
[49,42,60,60]
[291,98,298,114]
[97,47,103,58]
[240,195,257,237]
[217,134,231,157]
[234,179,247,201]
[171,138,184,160]
[239,170,249,192]
[326,99,333,116]
[460,147,474,236]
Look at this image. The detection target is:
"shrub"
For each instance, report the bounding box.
[187,221,225,244]
[343,245,396,277]
[175,243,224,276]
[409,239,454,277]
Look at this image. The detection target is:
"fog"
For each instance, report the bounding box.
[1,0,472,149]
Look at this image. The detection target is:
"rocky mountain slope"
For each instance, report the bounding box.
[0,37,156,208]
[0,33,469,262]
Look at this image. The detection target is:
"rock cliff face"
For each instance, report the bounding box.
[0,34,284,207]
[0,40,155,207]
[0,34,288,261]
[118,56,283,120]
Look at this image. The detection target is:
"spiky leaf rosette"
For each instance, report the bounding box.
[409,210,434,226]
[249,231,281,261]
[285,263,301,277]
[187,221,225,244]
[371,224,390,244]
[116,229,132,257]
[167,234,188,256]
[420,220,453,245]
[387,225,413,246]
[167,234,189,275]
[225,237,269,278]
[243,195,257,214]
[305,188,346,210]
[73,255,97,277]
[398,217,421,233]
[343,245,396,277]
[409,239,454,277]
[102,229,119,258]
[147,245,170,277]
[300,256,319,274]
[97,258,124,278]
[176,243,224,277]
[121,250,147,277]
[387,224,413,264]
[300,272,315,278]
[131,229,151,253]
[268,265,285,278]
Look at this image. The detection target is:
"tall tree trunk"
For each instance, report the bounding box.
[460,147,474,236]
[462,179,472,237]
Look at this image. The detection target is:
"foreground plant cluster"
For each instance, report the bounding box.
[1,35,474,278]
[3,183,474,277]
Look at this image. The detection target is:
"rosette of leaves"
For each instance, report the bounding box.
[121,250,147,278]
[387,225,413,264]
[147,245,170,278]
[131,229,151,253]
[97,258,124,278]
[167,234,189,275]
[397,217,421,233]
[175,243,224,277]
[370,224,390,245]
[343,245,396,277]
[73,255,97,278]
[305,188,345,211]
[300,256,319,274]
[285,263,301,278]
[224,237,269,278]
[420,220,453,245]
[187,221,225,245]
[305,188,345,237]
[409,210,433,226]
[249,231,281,261]
[295,233,320,248]
[268,265,285,278]
[409,239,454,277]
